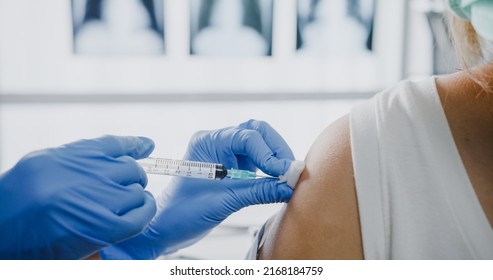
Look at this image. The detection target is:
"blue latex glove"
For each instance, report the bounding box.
[101,120,295,259]
[0,136,157,259]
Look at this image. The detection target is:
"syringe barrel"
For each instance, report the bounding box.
[138,158,228,180]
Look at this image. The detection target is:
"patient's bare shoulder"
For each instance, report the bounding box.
[258,115,363,259]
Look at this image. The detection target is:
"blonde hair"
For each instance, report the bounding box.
[449,14,493,93]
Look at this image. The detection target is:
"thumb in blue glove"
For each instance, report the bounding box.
[0,135,157,259]
[101,120,304,259]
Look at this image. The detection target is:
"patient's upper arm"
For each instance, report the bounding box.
[258,115,363,259]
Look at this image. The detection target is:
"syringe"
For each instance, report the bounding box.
[138,157,275,180]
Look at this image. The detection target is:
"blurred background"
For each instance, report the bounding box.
[0,0,457,259]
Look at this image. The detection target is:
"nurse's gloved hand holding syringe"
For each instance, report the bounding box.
[0,120,303,259]
[100,120,304,260]
[0,136,157,259]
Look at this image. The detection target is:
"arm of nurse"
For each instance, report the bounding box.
[258,115,364,259]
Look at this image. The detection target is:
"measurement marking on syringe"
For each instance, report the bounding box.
[139,157,277,181]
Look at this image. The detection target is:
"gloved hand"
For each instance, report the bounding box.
[101,120,301,259]
[0,136,157,259]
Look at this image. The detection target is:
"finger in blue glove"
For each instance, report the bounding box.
[0,135,157,259]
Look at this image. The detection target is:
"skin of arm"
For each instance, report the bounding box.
[258,115,363,259]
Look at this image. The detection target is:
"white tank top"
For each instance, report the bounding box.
[350,77,493,259]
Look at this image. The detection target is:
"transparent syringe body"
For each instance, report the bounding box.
[138,157,227,180]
